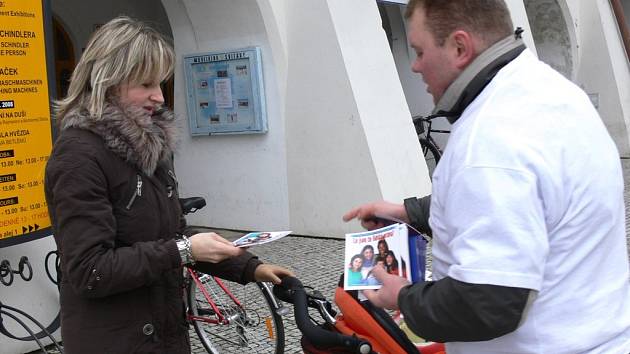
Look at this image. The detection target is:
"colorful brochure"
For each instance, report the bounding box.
[232,231,292,248]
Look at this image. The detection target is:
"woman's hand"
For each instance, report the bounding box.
[254,264,295,284]
[189,232,244,263]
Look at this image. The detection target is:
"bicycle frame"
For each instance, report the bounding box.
[180,197,286,353]
[186,268,244,326]
[180,197,247,327]
[415,116,449,153]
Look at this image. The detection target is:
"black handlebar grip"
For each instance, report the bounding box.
[275,277,373,354]
[272,276,302,304]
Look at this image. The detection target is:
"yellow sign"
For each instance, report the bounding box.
[0,0,52,244]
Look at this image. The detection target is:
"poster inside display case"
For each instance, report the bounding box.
[183,47,267,135]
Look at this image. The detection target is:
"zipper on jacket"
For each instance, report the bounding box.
[167,170,177,198]
[126,174,143,210]
[167,170,178,187]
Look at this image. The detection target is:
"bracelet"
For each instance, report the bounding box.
[176,235,195,266]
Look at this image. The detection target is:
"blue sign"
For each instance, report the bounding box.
[183,47,267,135]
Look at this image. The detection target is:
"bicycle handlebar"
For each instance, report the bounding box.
[274,277,373,354]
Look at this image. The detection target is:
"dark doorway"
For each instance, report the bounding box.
[52,16,75,100]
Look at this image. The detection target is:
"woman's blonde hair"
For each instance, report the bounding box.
[56,16,175,121]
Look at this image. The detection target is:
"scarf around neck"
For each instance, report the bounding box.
[60,104,179,175]
[430,29,527,124]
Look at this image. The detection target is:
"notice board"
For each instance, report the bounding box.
[183,47,267,135]
[0,0,54,247]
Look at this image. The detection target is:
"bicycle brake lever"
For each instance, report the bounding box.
[305,289,326,301]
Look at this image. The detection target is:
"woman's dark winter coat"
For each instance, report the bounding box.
[45,105,261,353]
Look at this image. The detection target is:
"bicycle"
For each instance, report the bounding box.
[273,275,445,354]
[412,115,449,178]
[179,197,287,354]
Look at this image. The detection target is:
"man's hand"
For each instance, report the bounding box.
[342,201,409,230]
[362,265,410,310]
[254,264,295,284]
[189,232,244,263]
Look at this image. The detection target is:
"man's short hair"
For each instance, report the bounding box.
[405,0,514,47]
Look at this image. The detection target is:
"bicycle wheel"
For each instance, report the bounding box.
[188,274,285,354]
[419,137,441,179]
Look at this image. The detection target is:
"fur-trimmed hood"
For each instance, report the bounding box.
[60,104,179,175]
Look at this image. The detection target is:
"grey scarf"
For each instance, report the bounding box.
[60,104,179,175]
[431,29,526,124]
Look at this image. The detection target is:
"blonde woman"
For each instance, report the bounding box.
[45,16,292,353]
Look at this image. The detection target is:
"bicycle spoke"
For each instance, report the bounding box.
[188,276,284,353]
[200,307,275,348]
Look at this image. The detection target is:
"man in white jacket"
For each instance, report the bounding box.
[343,1,630,353]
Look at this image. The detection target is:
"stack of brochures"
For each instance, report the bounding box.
[344,223,426,290]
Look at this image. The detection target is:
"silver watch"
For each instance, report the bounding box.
[176,235,195,266]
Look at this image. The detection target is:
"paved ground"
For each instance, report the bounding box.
[29,160,630,354]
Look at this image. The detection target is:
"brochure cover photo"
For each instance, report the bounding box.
[344,224,412,290]
[232,231,292,248]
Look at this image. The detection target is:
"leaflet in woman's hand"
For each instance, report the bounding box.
[232,231,292,248]
[343,224,413,290]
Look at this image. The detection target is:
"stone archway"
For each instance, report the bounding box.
[524,0,577,80]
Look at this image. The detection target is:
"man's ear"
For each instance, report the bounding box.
[450,30,477,69]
